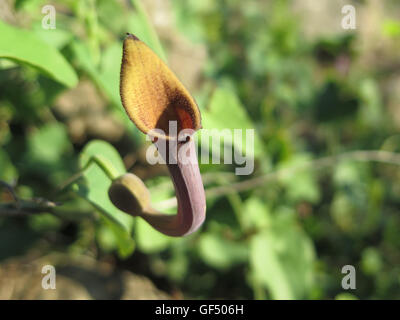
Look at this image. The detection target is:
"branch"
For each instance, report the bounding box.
[157,150,400,208]
[206,150,400,198]
[0,199,59,216]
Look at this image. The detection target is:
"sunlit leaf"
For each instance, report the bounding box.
[202,87,264,159]
[74,140,135,257]
[71,41,120,106]
[250,232,294,299]
[242,197,271,231]
[335,293,358,300]
[198,233,248,269]
[250,208,315,299]
[27,123,71,165]
[135,219,173,253]
[279,154,320,203]
[0,20,78,87]
[0,148,18,182]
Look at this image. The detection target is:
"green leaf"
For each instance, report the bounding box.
[33,27,73,49]
[382,19,400,38]
[0,20,78,87]
[135,219,173,253]
[27,123,71,165]
[333,160,362,187]
[198,233,248,270]
[201,88,264,159]
[96,222,118,252]
[99,42,124,107]
[250,208,315,299]
[359,78,383,128]
[28,213,62,232]
[335,293,358,300]
[71,41,142,144]
[103,217,135,258]
[330,192,359,232]
[242,197,271,231]
[21,123,72,184]
[75,140,134,234]
[250,232,294,299]
[279,154,320,203]
[147,176,175,214]
[361,247,383,275]
[71,41,120,106]
[0,148,18,182]
[96,218,136,258]
[75,140,135,257]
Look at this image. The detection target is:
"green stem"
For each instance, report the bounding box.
[56,155,120,193]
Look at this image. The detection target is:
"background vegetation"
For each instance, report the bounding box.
[0,0,400,299]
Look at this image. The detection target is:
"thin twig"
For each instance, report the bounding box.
[0,180,19,203]
[55,155,120,195]
[206,150,400,198]
[0,198,59,216]
[157,150,400,209]
[55,171,84,194]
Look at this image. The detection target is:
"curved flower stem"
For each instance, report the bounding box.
[134,138,206,236]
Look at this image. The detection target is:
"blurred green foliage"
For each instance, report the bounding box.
[0,0,400,299]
